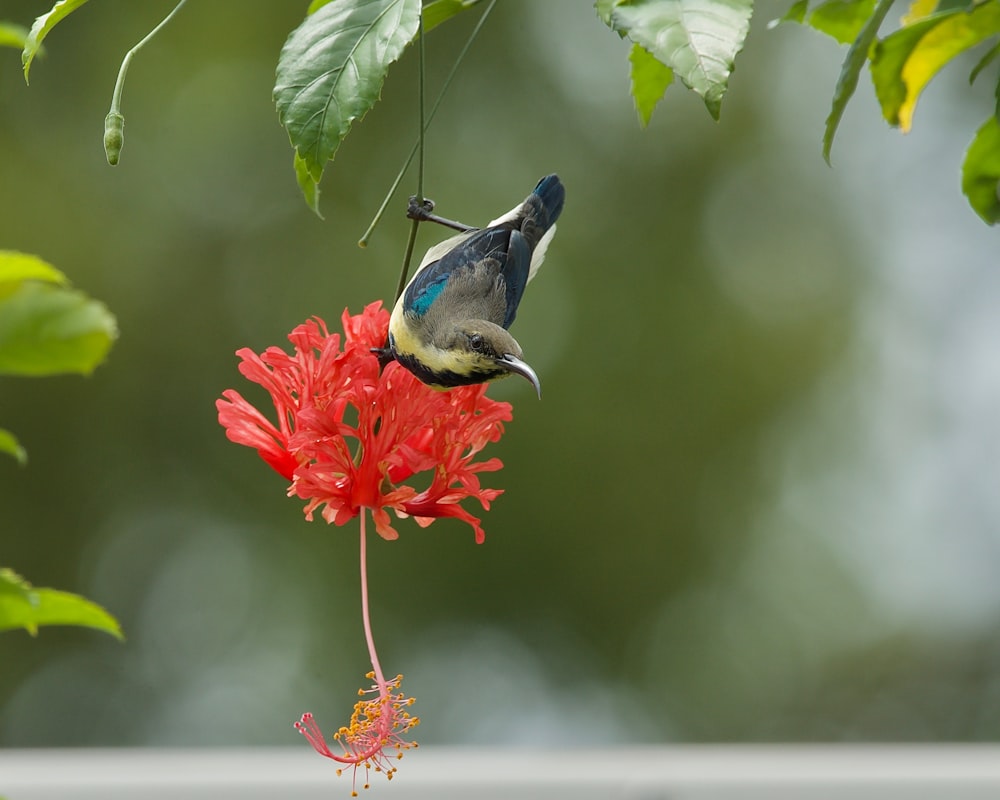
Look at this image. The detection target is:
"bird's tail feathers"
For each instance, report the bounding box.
[529,174,565,230]
[487,175,565,235]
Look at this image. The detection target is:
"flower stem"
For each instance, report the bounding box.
[358,0,498,253]
[359,508,387,691]
[104,0,189,165]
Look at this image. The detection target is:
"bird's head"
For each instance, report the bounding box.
[444,321,541,397]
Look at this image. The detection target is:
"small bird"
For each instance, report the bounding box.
[385,174,565,397]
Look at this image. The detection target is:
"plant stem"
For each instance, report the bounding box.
[358,0,498,251]
[359,509,386,690]
[390,8,428,304]
[104,0,189,165]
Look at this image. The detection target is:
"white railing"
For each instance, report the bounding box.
[3,746,1000,799]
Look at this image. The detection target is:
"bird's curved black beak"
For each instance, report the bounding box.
[499,354,541,398]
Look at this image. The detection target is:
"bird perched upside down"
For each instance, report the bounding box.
[383,174,565,397]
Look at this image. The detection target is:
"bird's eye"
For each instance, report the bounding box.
[468,333,485,352]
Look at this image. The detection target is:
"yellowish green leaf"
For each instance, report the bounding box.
[0,250,68,288]
[0,428,27,465]
[0,281,117,376]
[294,151,323,219]
[0,22,30,49]
[0,568,123,639]
[629,42,674,127]
[872,2,1000,131]
[22,0,90,83]
[901,0,940,25]
[423,0,485,34]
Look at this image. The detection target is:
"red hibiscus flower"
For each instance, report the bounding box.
[216,300,512,543]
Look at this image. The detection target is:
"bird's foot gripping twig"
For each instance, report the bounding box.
[406,196,476,232]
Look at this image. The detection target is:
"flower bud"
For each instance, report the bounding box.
[104,112,124,166]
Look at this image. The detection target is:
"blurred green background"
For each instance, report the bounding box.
[2,1,999,747]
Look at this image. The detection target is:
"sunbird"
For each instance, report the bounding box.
[384,174,565,397]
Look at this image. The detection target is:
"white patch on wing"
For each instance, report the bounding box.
[527,223,556,283]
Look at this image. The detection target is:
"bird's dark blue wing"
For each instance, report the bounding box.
[404,261,452,317]
[501,229,531,328]
[404,226,530,328]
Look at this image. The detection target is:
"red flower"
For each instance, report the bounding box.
[216,301,512,543]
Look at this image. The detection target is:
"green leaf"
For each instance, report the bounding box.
[21,0,90,84]
[274,0,421,211]
[609,0,753,121]
[596,0,626,25]
[938,0,977,11]
[822,0,895,163]
[0,250,68,289]
[0,281,117,376]
[774,0,810,26]
[423,0,485,34]
[808,0,876,45]
[871,2,1000,132]
[294,150,323,219]
[962,115,1000,223]
[629,42,674,126]
[870,14,951,129]
[0,22,30,50]
[0,428,27,465]
[0,568,123,639]
[969,39,1000,85]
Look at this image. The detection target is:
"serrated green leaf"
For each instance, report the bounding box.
[822,0,894,163]
[423,0,485,34]
[294,150,323,219]
[610,0,752,121]
[969,39,1000,85]
[274,0,421,211]
[308,0,335,12]
[0,250,68,288]
[0,568,123,639]
[962,115,1000,223]
[21,0,90,83]
[808,0,876,45]
[871,2,1000,132]
[0,282,116,376]
[0,428,27,465]
[629,42,674,126]
[0,22,30,50]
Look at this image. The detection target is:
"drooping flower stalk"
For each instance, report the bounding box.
[294,510,418,795]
